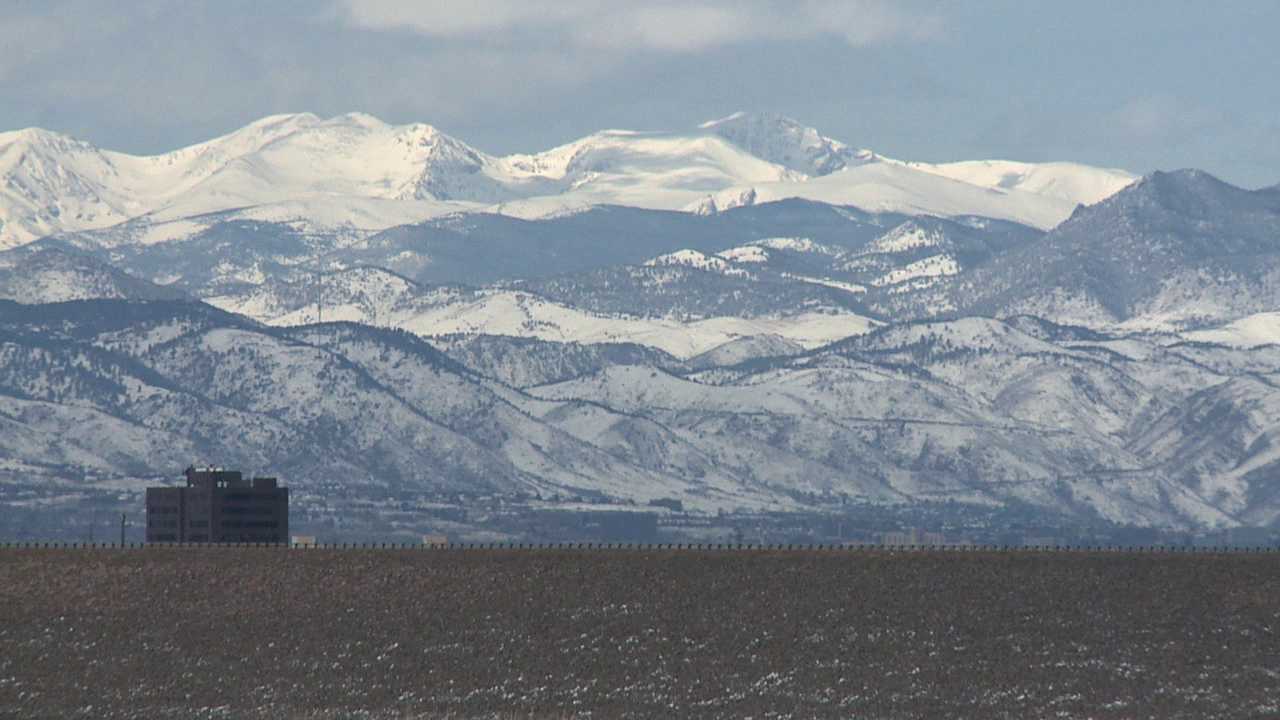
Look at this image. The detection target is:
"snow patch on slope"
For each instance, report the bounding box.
[400,292,877,358]
[705,161,1077,229]
[872,254,960,287]
[910,159,1136,207]
[210,285,878,359]
[1183,312,1280,347]
[645,249,754,278]
[865,222,945,254]
[749,237,839,255]
[716,246,770,263]
[783,274,867,295]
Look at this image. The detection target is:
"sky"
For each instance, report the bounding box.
[2,1,1278,187]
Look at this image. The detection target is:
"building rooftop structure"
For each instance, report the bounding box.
[146,466,289,543]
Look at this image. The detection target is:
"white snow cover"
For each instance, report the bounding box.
[872,254,960,287]
[783,273,867,295]
[0,111,1136,248]
[1183,312,1280,347]
[703,161,1082,230]
[748,237,839,254]
[407,294,875,359]
[207,286,878,359]
[698,111,877,176]
[130,219,209,247]
[716,245,770,263]
[907,159,1136,207]
[644,249,753,277]
[216,196,470,234]
[865,222,944,254]
[0,114,484,248]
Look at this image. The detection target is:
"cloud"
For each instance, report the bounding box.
[331,0,595,37]
[1107,96,1226,143]
[0,1,944,153]
[1111,96,1180,140]
[0,1,179,82]
[0,13,77,82]
[334,0,943,53]
[318,0,946,130]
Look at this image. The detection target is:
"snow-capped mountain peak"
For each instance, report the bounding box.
[0,127,142,246]
[324,111,385,129]
[0,126,85,150]
[1122,168,1251,214]
[698,111,877,176]
[0,111,1143,249]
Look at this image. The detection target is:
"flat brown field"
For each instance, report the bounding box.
[1,548,1278,719]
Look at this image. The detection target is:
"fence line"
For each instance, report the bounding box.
[0,541,1276,554]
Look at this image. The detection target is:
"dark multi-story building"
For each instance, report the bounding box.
[146,466,289,543]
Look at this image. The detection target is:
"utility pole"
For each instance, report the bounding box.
[120,514,126,547]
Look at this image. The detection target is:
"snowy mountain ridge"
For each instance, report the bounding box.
[0,112,1137,248]
[10,169,1277,355]
[201,265,877,359]
[7,297,1280,530]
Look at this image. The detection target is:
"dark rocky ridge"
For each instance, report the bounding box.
[937,170,1280,324]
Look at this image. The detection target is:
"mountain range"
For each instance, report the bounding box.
[4,298,1279,532]
[1,111,1278,537]
[0,111,1133,249]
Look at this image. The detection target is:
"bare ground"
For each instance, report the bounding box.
[1,548,1278,719]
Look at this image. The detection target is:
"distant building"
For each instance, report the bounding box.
[921,531,947,546]
[647,498,684,512]
[880,528,949,546]
[146,466,289,543]
[880,531,914,546]
[534,510,658,543]
[291,535,318,547]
